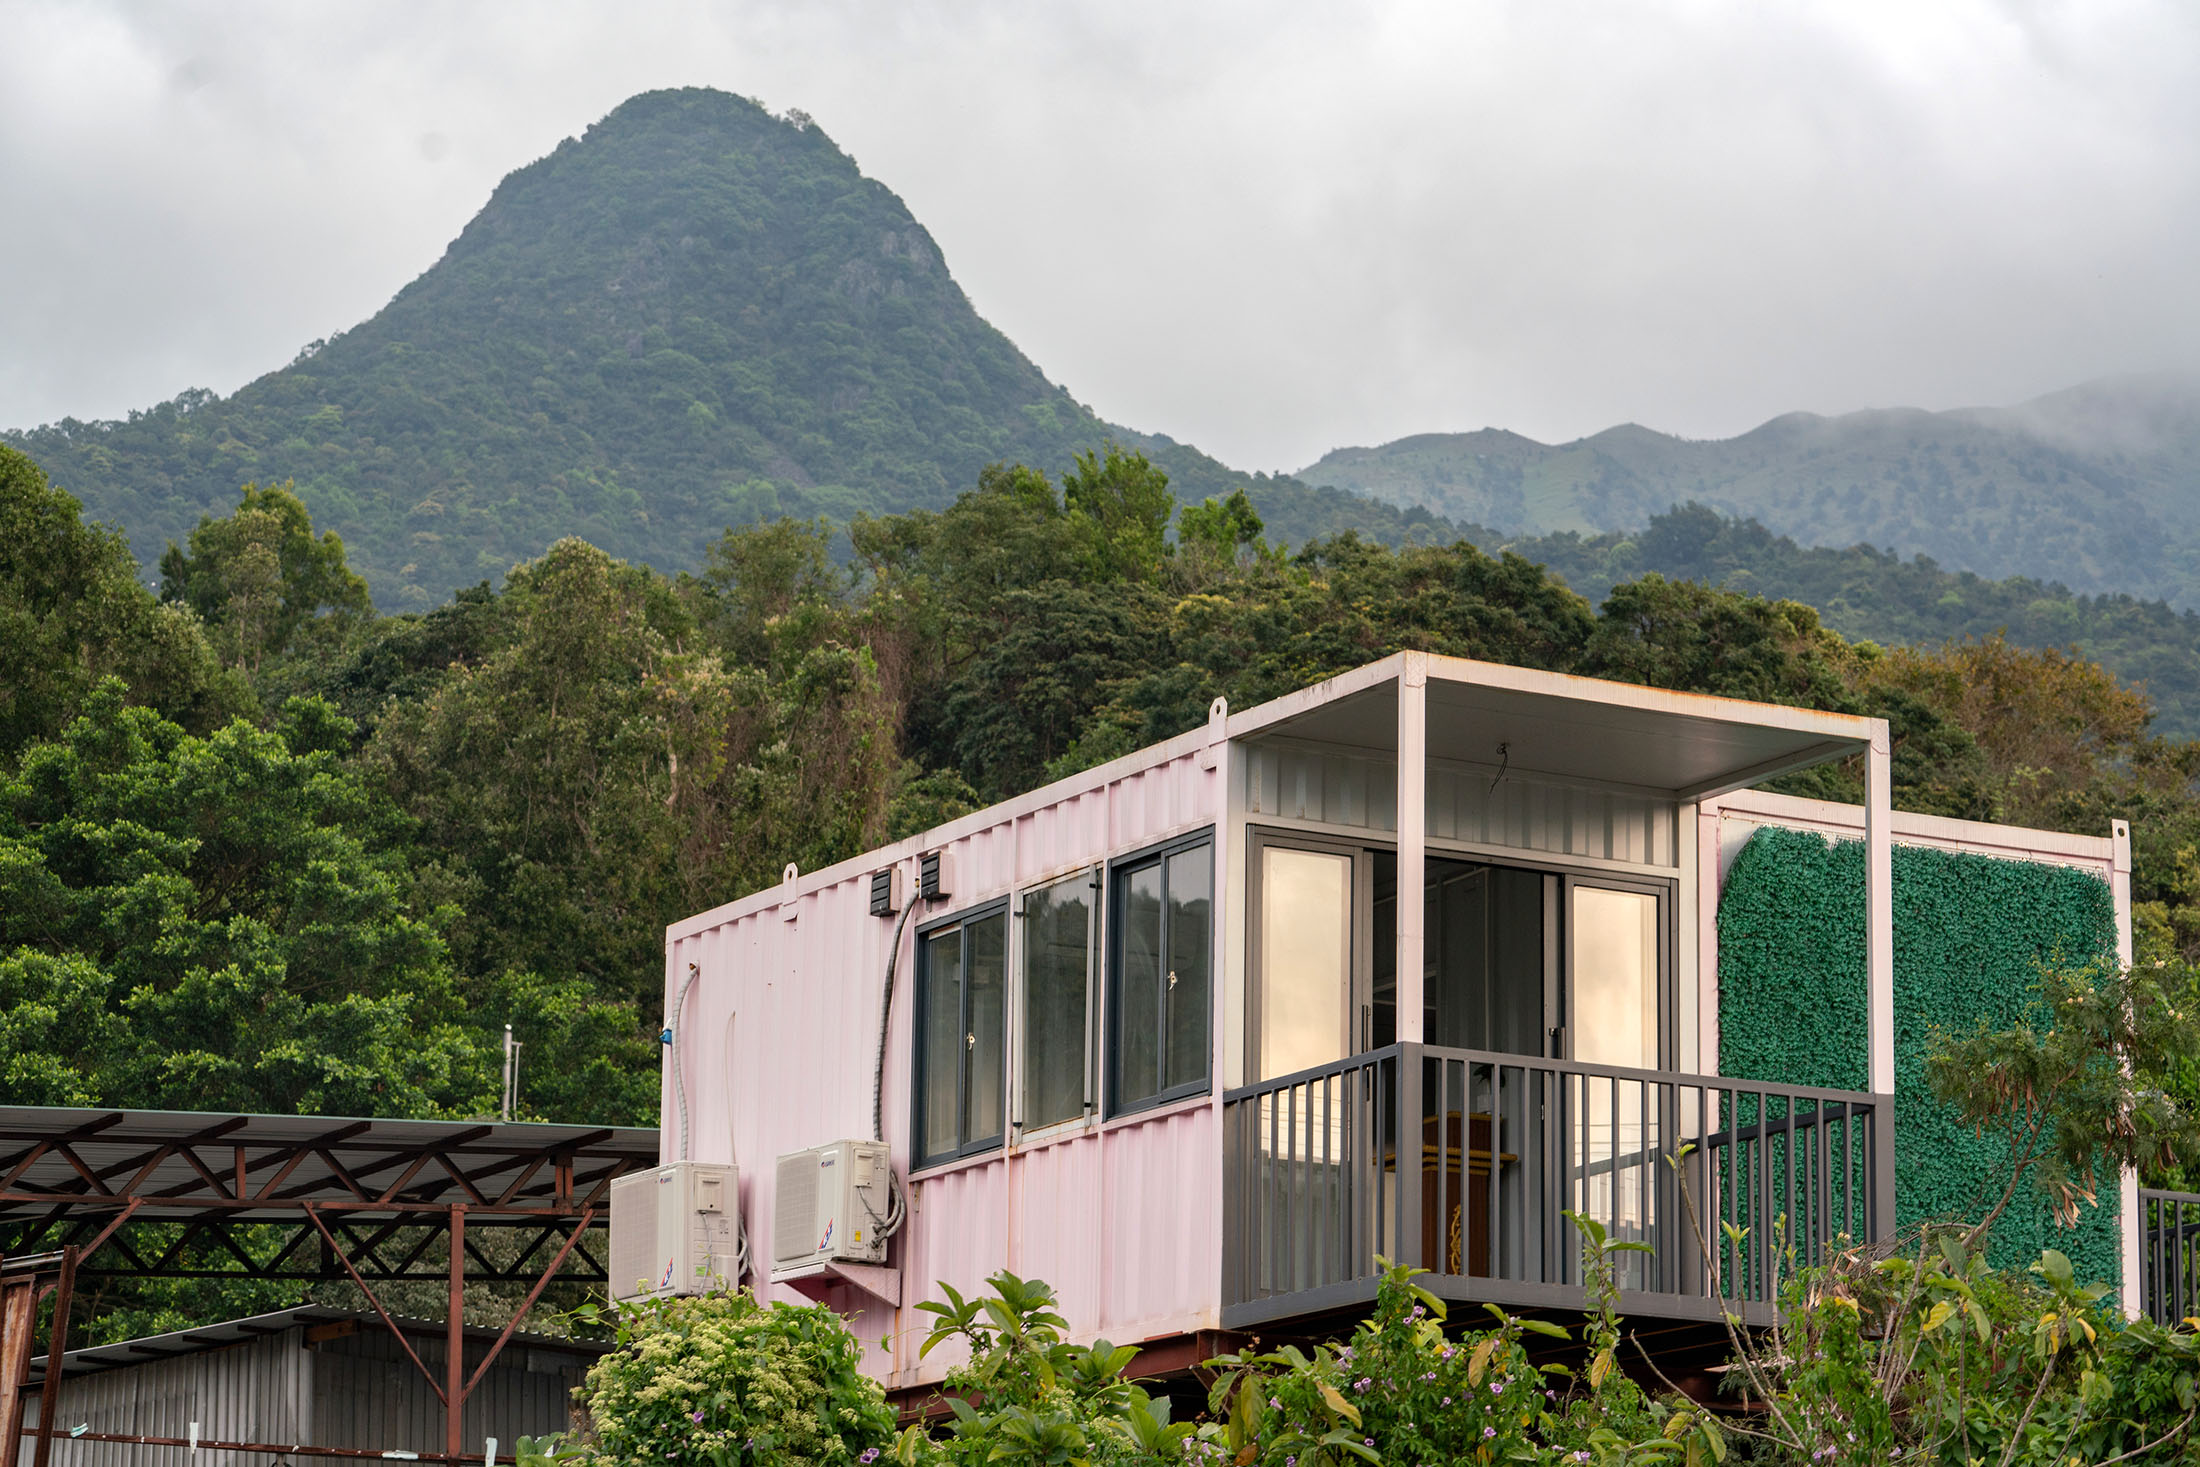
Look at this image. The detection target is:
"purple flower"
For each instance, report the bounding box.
[1483,1427,1497,1439]
[859,1452,880,1465]
[691,1410,705,1423]
[1490,1382,1502,1395]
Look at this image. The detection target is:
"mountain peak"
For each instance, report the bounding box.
[8,88,1101,609]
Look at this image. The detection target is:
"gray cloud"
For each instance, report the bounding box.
[2,0,2196,472]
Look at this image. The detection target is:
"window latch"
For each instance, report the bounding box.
[966,1032,976,1048]
[1167,969,1178,990]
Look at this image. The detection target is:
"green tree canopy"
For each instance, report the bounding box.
[0,682,483,1114]
[161,480,373,675]
[0,444,238,761]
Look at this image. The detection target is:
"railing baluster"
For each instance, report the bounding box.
[1221,1047,1893,1324]
[1496,1068,1513,1284]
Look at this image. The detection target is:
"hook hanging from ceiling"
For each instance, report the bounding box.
[1487,741,1511,795]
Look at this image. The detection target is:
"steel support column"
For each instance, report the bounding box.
[447,1204,466,1461]
[29,1247,76,1467]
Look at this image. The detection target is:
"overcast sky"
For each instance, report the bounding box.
[3,1,2196,471]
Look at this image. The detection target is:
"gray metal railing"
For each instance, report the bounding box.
[1222,1043,1893,1324]
[2139,1189,2200,1325]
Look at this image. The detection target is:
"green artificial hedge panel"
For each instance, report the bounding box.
[1718,824,2123,1287]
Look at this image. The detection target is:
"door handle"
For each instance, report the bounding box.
[1548,1025,1566,1059]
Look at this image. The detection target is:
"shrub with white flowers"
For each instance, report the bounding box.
[571,1288,896,1466]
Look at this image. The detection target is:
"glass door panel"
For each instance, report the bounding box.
[1566,883,1665,1285]
[1570,886,1659,1069]
[1257,846,1353,1079]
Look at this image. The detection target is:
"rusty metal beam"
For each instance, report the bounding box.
[18,1427,497,1463]
[446,1205,465,1462]
[301,1204,446,1407]
[30,1248,76,1467]
[460,1206,597,1400]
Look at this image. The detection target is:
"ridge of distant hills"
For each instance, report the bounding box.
[1493,503,2200,738]
[9,85,2200,735]
[4,88,1452,612]
[1300,372,2200,607]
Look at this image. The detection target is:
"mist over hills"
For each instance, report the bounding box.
[4,88,1452,612]
[1302,372,2200,607]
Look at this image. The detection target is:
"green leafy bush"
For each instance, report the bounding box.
[896,1269,1201,1465]
[570,1289,896,1466]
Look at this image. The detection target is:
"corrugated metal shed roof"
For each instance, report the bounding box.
[0,1107,657,1222]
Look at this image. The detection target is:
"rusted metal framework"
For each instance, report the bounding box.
[0,1106,656,1463]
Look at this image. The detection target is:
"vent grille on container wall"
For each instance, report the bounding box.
[919,851,951,902]
[773,1152,820,1264]
[870,867,900,917]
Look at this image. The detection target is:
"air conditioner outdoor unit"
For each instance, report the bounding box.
[769,1140,894,1277]
[608,1161,740,1302]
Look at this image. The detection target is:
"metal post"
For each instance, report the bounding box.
[1396,1046,1423,1272]
[1863,729,1898,1246]
[1863,727,1894,1096]
[447,1205,466,1462]
[1396,655,1427,1044]
[29,1247,75,1467]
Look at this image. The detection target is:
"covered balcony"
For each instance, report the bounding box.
[1214,652,1896,1328]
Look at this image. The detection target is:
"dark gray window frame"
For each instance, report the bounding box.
[1106,828,1215,1118]
[912,898,1011,1171]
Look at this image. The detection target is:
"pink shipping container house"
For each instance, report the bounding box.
[653,651,2140,1396]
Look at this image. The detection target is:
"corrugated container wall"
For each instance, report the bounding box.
[667,733,1229,1390]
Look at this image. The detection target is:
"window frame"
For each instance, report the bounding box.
[1106,828,1216,1118]
[911,897,1012,1172]
[1014,865,1103,1140]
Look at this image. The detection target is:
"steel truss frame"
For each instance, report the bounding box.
[0,1109,656,1464]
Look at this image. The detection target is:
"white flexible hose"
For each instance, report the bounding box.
[872,896,919,1144]
[671,962,699,1161]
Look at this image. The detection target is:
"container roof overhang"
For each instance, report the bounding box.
[1226,653,1879,801]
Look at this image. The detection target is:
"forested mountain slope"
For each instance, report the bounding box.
[5,88,1453,612]
[1304,372,2200,606]
[18,436,2200,1336]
